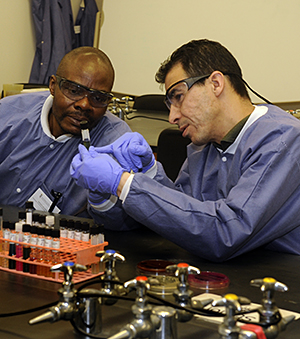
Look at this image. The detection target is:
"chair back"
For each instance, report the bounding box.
[133,94,168,112]
[156,128,191,181]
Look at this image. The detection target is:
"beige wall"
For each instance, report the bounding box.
[0,0,102,94]
[0,0,35,94]
[1,1,300,103]
[100,0,300,103]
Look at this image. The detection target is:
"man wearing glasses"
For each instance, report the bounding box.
[71,39,300,261]
[0,46,133,221]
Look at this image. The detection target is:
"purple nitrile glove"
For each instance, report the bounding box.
[90,132,155,173]
[70,144,126,196]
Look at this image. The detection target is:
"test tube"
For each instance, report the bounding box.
[81,222,90,242]
[80,120,91,149]
[59,218,68,238]
[0,208,3,232]
[25,201,34,225]
[43,227,53,277]
[2,221,11,268]
[36,225,45,276]
[15,221,23,271]
[67,219,75,239]
[22,224,31,273]
[51,229,61,278]
[29,226,38,274]
[0,208,2,267]
[8,222,17,270]
[74,221,82,241]
[19,211,26,225]
[90,225,101,274]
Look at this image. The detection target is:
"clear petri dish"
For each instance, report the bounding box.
[188,271,230,294]
[137,259,175,276]
[147,275,178,295]
[136,259,177,295]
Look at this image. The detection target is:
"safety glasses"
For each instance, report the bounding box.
[165,74,211,110]
[56,75,113,108]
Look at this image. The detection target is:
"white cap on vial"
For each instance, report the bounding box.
[46,215,55,226]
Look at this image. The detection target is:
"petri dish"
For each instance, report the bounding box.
[147,275,178,295]
[137,259,175,276]
[136,259,177,295]
[188,271,230,294]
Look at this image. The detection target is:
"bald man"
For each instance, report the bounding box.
[0,47,131,220]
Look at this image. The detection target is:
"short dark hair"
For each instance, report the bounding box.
[155,39,250,100]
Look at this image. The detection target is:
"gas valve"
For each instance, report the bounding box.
[250,277,287,325]
[107,276,160,339]
[250,277,294,338]
[29,262,87,325]
[122,96,133,114]
[212,293,251,339]
[110,97,124,120]
[166,263,202,322]
[96,249,126,305]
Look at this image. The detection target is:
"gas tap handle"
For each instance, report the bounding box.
[121,96,133,103]
[50,261,87,273]
[212,293,251,311]
[166,262,200,283]
[97,249,126,263]
[51,262,87,283]
[250,277,288,293]
[124,276,151,298]
[121,96,133,106]
[112,97,120,105]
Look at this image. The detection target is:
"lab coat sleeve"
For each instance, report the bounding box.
[88,198,142,231]
[121,129,300,262]
[86,162,172,230]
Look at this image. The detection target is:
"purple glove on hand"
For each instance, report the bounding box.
[90,132,155,173]
[70,144,126,196]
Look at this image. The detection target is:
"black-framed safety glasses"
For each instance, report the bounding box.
[165,74,211,110]
[55,75,114,108]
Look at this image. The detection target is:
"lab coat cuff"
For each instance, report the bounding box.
[89,194,118,212]
[119,173,134,202]
[144,160,157,178]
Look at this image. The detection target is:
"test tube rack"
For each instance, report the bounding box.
[0,236,108,283]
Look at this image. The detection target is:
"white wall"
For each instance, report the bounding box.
[1,1,300,103]
[100,0,300,103]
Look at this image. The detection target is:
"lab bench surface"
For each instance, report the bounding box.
[0,208,300,338]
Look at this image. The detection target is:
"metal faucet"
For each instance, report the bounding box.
[107,276,160,339]
[28,262,86,325]
[122,96,133,114]
[212,293,251,339]
[97,249,126,305]
[166,263,212,322]
[250,277,295,338]
[110,97,124,120]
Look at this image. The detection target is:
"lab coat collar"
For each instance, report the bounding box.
[40,95,73,142]
[217,105,268,155]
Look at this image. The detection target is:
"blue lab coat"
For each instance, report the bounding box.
[0,91,131,221]
[74,0,99,48]
[92,104,300,261]
[29,0,75,84]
